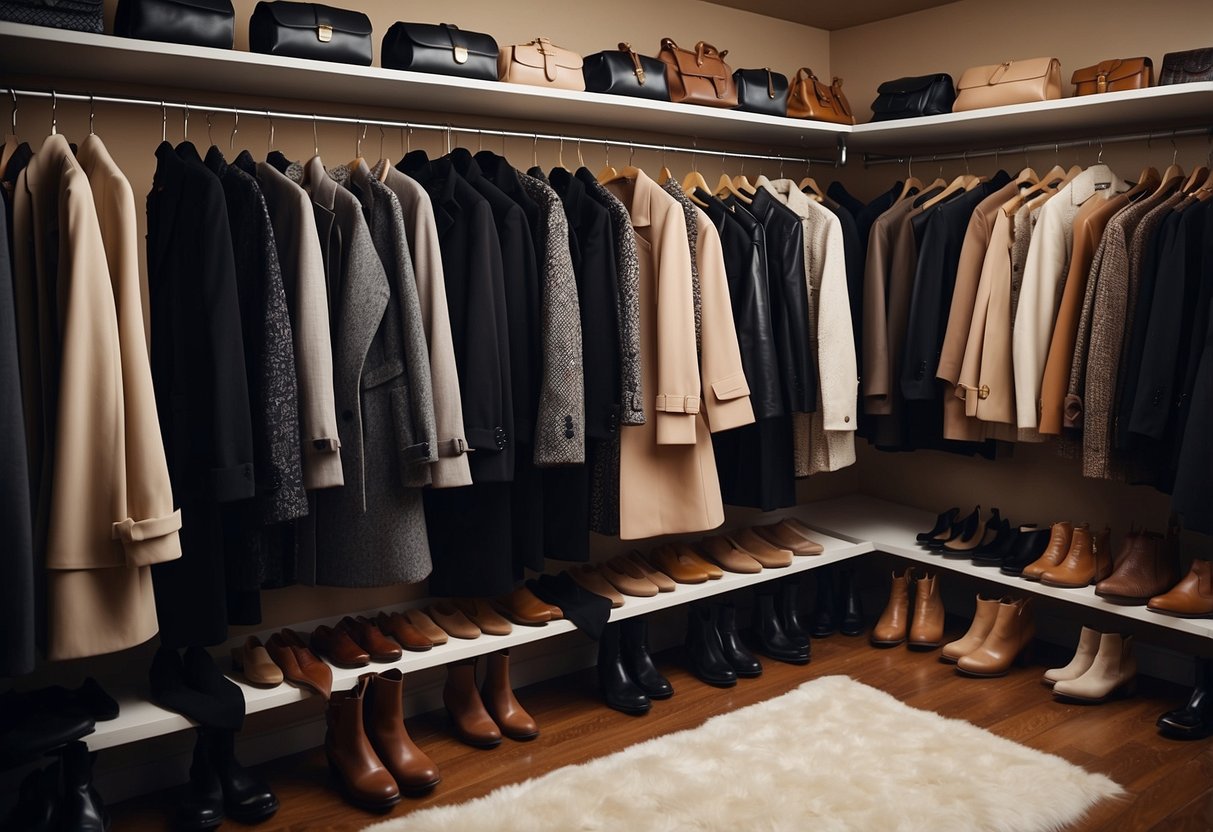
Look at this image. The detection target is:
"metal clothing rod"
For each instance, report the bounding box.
[862,125,1213,167]
[2,86,843,167]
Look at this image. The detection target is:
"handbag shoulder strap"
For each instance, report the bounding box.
[618,42,647,83]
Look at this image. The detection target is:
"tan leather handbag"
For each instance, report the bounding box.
[953,57,1061,111]
[498,37,584,90]
[787,68,854,124]
[1071,57,1152,95]
[657,37,737,108]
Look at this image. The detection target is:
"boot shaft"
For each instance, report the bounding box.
[363,670,405,734]
[1043,522,1075,564]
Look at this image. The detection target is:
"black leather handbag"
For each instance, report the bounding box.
[115,0,234,48]
[0,0,101,32]
[869,73,955,121]
[733,68,789,116]
[249,1,372,65]
[381,22,498,80]
[582,43,670,101]
[1159,48,1213,85]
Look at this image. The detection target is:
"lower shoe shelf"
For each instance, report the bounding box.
[83,529,868,752]
[795,495,1213,641]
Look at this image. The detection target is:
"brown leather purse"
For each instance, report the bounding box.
[1071,57,1152,95]
[498,37,584,90]
[657,37,737,108]
[953,57,1061,111]
[787,68,854,124]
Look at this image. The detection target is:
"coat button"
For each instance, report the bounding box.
[608,413,619,433]
[342,409,353,422]
[564,427,575,439]
[844,415,850,423]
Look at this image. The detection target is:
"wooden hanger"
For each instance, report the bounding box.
[346,122,368,171]
[596,140,621,183]
[1181,164,1209,194]
[1003,164,1075,212]
[918,173,980,211]
[1122,166,1160,202]
[600,164,642,187]
[715,173,751,203]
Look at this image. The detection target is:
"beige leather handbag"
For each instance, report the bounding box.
[498,37,585,90]
[953,57,1061,111]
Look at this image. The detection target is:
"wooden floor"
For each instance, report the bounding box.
[111,628,1213,831]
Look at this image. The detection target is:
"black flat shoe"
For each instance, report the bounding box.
[917,507,959,542]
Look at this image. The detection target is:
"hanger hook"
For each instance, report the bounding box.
[161,100,167,143]
[1097,140,1104,165]
[604,140,610,169]
[577,137,584,168]
[182,104,189,141]
[313,114,319,156]
[628,141,635,167]
[532,133,538,168]
[962,149,969,176]
[50,89,57,136]
[229,110,238,152]
[1171,131,1178,166]
[906,154,913,180]
[778,156,784,179]
[444,123,451,155]
[407,125,412,155]
[8,88,15,135]
[88,93,95,135]
[357,122,368,157]
[266,109,274,151]
[558,134,565,168]
[207,112,215,146]
[379,125,386,160]
[691,137,697,171]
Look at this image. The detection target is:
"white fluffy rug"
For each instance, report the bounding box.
[366,675,1122,832]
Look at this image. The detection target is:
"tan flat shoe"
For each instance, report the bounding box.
[697,536,763,574]
[570,566,625,607]
[649,545,709,584]
[753,522,824,555]
[427,602,481,640]
[671,543,723,579]
[453,598,513,636]
[773,519,826,554]
[231,636,284,687]
[626,551,677,592]
[494,586,553,626]
[728,529,793,568]
[599,558,659,597]
[404,608,448,645]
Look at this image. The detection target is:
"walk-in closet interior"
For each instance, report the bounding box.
[2,0,1212,829]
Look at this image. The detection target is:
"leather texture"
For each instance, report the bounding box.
[443,659,501,747]
[499,37,584,89]
[1159,48,1213,85]
[1040,526,1112,588]
[231,636,283,687]
[569,565,626,605]
[1052,633,1136,702]
[493,586,557,624]
[1020,521,1074,580]
[754,521,824,555]
[697,535,763,574]
[869,73,955,121]
[908,573,944,648]
[787,68,854,124]
[324,677,400,809]
[114,0,233,48]
[672,543,724,579]
[248,1,371,65]
[685,603,738,686]
[727,529,794,568]
[620,617,674,697]
[872,570,911,646]
[1095,530,1179,602]
[267,630,332,699]
[1071,57,1152,95]
[598,558,660,597]
[481,651,538,740]
[403,609,448,644]
[375,611,434,651]
[597,623,650,714]
[753,591,809,664]
[627,551,677,591]
[658,37,738,108]
[952,57,1062,111]
[425,603,480,639]
[310,624,370,668]
[714,602,762,676]
[941,595,999,662]
[338,616,402,663]
[381,22,498,80]
[583,43,670,100]
[1147,559,1213,617]
[956,598,1035,677]
[648,545,710,584]
[0,0,101,32]
[1043,626,1100,685]
[452,598,513,636]
[362,670,440,791]
[733,68,789,116]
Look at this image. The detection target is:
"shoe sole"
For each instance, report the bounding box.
[400,776,442,795]
[503,730,540,741]
[1038,579,1089,589]
[1093,592,1150,605]
[225,799,280,825]
[954,668,1010,678]
[907,642,941,650]
[607,702,652,716]
[870,639,906,647]
[645,690,675,700]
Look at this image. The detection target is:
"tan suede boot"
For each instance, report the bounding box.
[1053,633,1136,702]
[908,573,945,649]
[1042,626,1100,686]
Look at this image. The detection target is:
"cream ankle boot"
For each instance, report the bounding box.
[1052,633,1137,702]
[1043,626,1101,686]
[941,596,999,663]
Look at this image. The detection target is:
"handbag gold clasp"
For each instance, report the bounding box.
[454,45,468,64]
[317,23,332,42]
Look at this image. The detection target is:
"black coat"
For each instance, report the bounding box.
[1172,284,1213,532]
[148,142,255,647]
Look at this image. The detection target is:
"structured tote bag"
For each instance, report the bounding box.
[787,68,854,124]
[582,43,670,101]
[115,0,235,49]
[952,57,1061,111]
[498,37,584,90]
[657,37,738,108]
[869,73,954,121]
[1158,48,1213,85]
[1071,58,1152,95]
[381,22,498,81]
[249,1,372,66]
[733,67,789,116]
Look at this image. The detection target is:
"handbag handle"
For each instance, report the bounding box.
[618,42,647,85]
[831,77,851,116]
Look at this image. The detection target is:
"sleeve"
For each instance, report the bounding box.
[937,212,992,385]
[1011,204,1067,429]
[814,211,857,432]
[653,199,701,445]
[1064,230,1110,429]
[459,205,509,453]
[694,208,754,433]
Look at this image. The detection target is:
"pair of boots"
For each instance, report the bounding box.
[3,741,108,832]
[753,580,810,664]
[871,570,944,649]
[444,650,537,748]
[1158,657,1213,740]
[685,601,762,687]
[178,728,279,829]
[598,618,673,715]
[1044,627,1137,702]
[1021,522,1113,588]
[810,568,863,638]
[325,669,439,812]
[943,596,1036,677]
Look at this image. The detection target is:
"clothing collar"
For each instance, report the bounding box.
[604,168,655,229]
[1067,163,1129,206]
[547,166,587,227]
[302,155,340,213]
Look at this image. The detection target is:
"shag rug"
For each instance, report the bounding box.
[365,675,1123,832]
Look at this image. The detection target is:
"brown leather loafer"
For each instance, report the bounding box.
[404,609,449,645]
[672,543,723,579]
[311,624,371,668]
[427,603,482,639]
[754,521,824,555]
[626,550,677,592]
[231,636,284,687]
[728,529,794,568]
[599,557,660,597]
[697,536,763,574]
[339,616,403,663]
[268,631,332,699]
[569,566,626,607]
[375,611,434,652]
[494,587,554,626]
[649,545,709,584]
[453,598,514,636]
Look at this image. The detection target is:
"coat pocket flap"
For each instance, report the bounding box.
[875,73,951,95]
[957,57,1057,89]
[711,373,751,402]
[362,359,404,389]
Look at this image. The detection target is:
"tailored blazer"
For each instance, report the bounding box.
[958,208,1017,425]
[1013,165,1127,428]
[290,157,432,587]
[146,141,252,648]
[256,160,343,490]
[607,170,753,540]
[375,161,472,488]
[862,195,919,415]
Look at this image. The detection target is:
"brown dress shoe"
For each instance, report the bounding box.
[648,545,709,584]
[754,522,824,555]
[871,570,912,646]
[443,658,502,748]
[598,558,659,597]
[266,633,332,698]
[727,529,794,568]
[697,536,762,574]
[339,616,403,662]
[231,636,283,687]
[1148,559,1213,617]
[956,598,1035,677]
[569,566,627,606]
[375,612,434,652]
[941,596,1000,663]
[1096,531,1180,604]
[1040,526,1112,588]
[672,543,723,579]
[1021,522,1074,581]
[325,676,400,810]
[481,650,538,741]
[908,573,945,649]
[427,603,481,640]
[362,670,440,793]
[626,551,677,592]
[453,599,513,636]
[404,609,449,645]
[311,625,371,668]
[494,587,554,625]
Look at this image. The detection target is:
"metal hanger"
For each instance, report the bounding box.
[182,104,189,141]
[682,138,712,204]
[88,94,95,135]
[228,110,238,152]
[49,89,57,136]
[313,114,320,157]
[265,109,274,152]
[161,100,167,143]
[207,112,215,146]
[8,89,16,136]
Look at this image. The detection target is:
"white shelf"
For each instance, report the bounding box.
[83,529,866,751]
[795,495,1213,640]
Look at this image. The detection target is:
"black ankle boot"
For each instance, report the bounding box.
[778,577,810,644]
[811,569,837,638]
[4,762,57,831]
[754,592,809,664]
[839,569,864,637]
[208,728,279,824]
[176,729,223,831]
[685,604,738,687]
[1159,657,1213,740]
[620,618,673,700]
[58,741,108,832]
[714,602,761,678]
[597,623,650,715]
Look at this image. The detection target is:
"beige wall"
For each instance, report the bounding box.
[830,0,1213,122]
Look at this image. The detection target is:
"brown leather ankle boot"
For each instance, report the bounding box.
[363,670,440,793]
[871,570,911,647]
[1096,530,1180,603]
[1148,559,1213,617]
[481,650,539,741]
[956,598,1035,677]
[325,677,400,810]
[1020,522,1073,581]
[941,596,1000,663]
[1041,526,1112,588]
[908,573,945,649]
[443,659,502,748]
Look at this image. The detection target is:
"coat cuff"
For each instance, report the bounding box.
[429,441,473,489]
[112,509,184,567]
[466,425,509,452]
[212,463,255,502]
[302,436,344,490]
[656,412,697,445]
